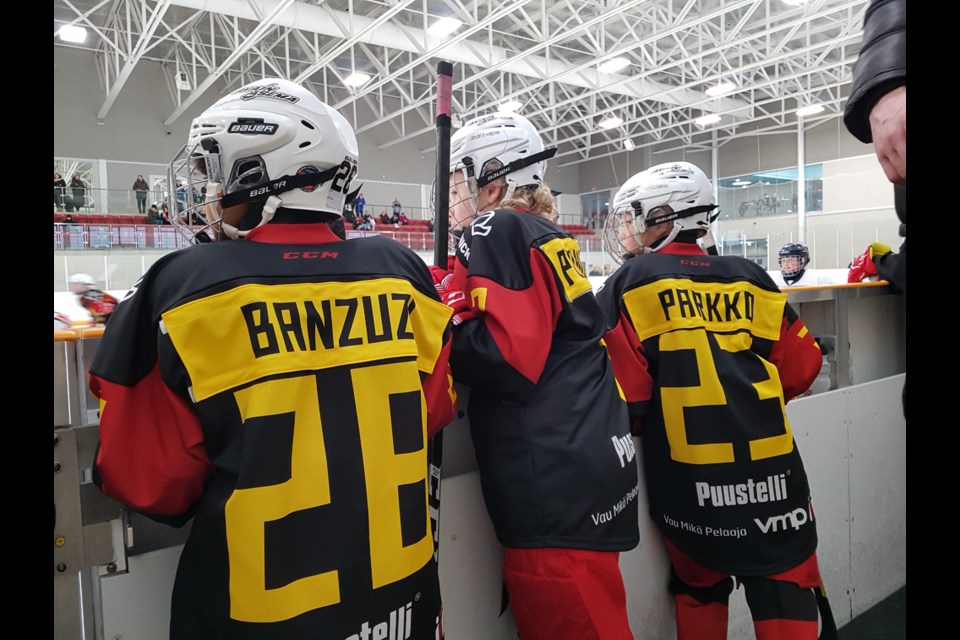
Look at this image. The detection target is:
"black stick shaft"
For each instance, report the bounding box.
[428,61,453,562]
[433,61,453,268]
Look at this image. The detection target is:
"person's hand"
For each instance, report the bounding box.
[434,271,475,326]
[847,245,879,283]
[868,85,906,184]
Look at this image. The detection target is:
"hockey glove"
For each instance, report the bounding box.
[847,245,879,283]
[428,265,450,288]
[434,271,476,326]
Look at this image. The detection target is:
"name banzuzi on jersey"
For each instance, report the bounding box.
[241,294,416,358]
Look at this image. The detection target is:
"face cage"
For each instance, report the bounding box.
[602,205,646,265]
[167,141,229,244]
[779,255,807,278]
[432,167,480,254]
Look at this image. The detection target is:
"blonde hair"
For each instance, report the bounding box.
[482,159,556,221]
[500,184,556,220]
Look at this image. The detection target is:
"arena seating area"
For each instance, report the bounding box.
[54,213,149,225]
[53,213,597,252]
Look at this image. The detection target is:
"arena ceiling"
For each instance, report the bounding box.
[53,0,870,167]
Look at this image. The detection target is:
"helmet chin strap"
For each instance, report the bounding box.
[644,223,681,253]
[221,195,282,240]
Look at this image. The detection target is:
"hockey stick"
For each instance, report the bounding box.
[428,60,454,562]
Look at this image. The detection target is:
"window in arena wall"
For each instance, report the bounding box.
[717,164,823,221]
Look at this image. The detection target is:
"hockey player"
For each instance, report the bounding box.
[88,78,457,640]
[596,162,832,640]
[68,273,117,324]
[437,111,639,640]
[778,242,812,286]
[772,242,840,288]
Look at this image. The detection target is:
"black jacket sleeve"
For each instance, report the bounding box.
[874,243,906,295]
[843,0,906,143]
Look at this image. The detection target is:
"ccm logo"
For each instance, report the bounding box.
[283,251,339,260]
[680,259,710,267]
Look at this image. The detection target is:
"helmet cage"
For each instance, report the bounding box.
[168,137,343,244]
[778,243,810,281]
[603,200,718,262]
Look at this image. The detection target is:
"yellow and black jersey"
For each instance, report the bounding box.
[90,223,456,640]
[596,241,823,577]
[450,209,640,551]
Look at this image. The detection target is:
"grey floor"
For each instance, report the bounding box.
[838,586,906,640]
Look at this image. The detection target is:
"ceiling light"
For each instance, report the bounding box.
[58,25,87,44]
[598,57,631,74]
[344,72,372,88]
[500,99,523,112]
[623,139,636,151]
[732,179,752,186]
[705,81,736,97]
[796,104,825,117]
[598,115,624,129]
[695,114,722,127]
[428,17,463,37]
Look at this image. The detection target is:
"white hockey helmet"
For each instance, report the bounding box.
[169,78,360,242]
[449,111,556,200]
[603,161,719,262]
[68,273,96,294]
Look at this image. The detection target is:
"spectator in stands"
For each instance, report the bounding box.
[354,192,366,217]
[160,202,172,224]
[393,196,402,218]
[428,219,435,233]
[175,180,185,213]
[147,204,161,225]
[398,211,409,226]
[132,174,150,214]
[63,214,76,224]
[379,210,391,225]
[54,172,66,211]
[68,173,86,212]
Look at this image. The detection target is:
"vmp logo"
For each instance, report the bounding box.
[228,121,278,135]
[754,500,815,533]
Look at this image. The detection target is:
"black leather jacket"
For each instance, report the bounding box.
[843,0,906,143]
